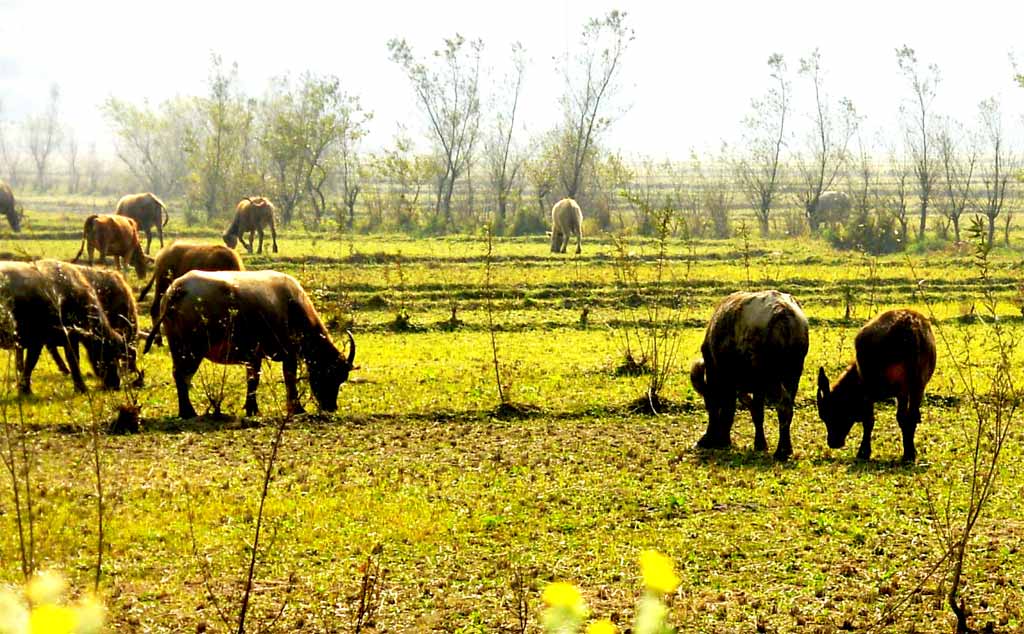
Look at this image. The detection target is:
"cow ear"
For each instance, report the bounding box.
[817,367,829,399]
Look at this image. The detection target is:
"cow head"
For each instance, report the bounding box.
[79,329,125,390]
[222,232,239,249]
[130,247,153,280]
[548,230,561,253]
[3,205,22,232]
[308,331,356,412]
[817,367,854,449]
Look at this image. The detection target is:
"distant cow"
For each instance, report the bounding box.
[1,181,20,232]
[817,309,936,463]
[144,270,355,419]
[138,242,244,347]
[72,214,152,279]
[0,260,128,394]
[115,192,168,254]
[809,190,851,229]
[42,262,144,386]
[223,197,278,254]
[690,290,809,460]
[548,198,582,254]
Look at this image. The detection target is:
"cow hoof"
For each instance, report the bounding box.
[773,448,792,462]
[856,449,872,461]
[696,434,730,450]
[179,407,198,420]
[754,439,769,452]
[900,453,916,464]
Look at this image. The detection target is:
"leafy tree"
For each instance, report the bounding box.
[389,34,483,230]
[103,96,194,197]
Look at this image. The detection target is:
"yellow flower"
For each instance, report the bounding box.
[639,550,679,595]
[542,582,588,619]
[28,604,77,634]
[25,573,66,607]
[586,618,617,634]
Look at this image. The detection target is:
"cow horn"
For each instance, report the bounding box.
[345,330,356,368]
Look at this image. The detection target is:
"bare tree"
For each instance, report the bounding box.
[976,97,1015,248]
[24,84,63,191]
[735,54,790,237]
[103,96,194,197]
[896,46,940,241]
[486,42,527,230]
[557,10,633,200]
[336,102,371,230]
[388,34,483,230]
[795,49,859,233]
[65,132,80,194]
[936,119,978,243]
[886,147,913,244]
[0,101,22,186]
[84,142,103,193]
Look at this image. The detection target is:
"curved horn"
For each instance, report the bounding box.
[345,330,356,367]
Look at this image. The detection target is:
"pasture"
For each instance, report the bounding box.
[1,203,1024,633]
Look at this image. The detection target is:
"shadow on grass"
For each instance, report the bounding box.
[807,453,931,474]
[690,446,796,471]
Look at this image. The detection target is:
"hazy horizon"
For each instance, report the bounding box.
[2,0,1023,162]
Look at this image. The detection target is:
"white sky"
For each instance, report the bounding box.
[1,0,1023,160]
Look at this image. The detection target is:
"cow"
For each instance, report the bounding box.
[138,242,244,347]
[690,290,809,460]
[548,198,583,254]
[0,260,128,394]
[115,192,168,254]
[1,181,21,232]
[72,214,152,280]
[41,262,144,386]
[223,197,278,254]
[808,190,851,230]
[816,309,936,463]
[143,270,355,419]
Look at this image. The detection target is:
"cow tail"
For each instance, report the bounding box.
[143,299,167,354]
[138,269,157,301]
[161,202,169,228]
[690,360,707,395]
[72,214,98,262]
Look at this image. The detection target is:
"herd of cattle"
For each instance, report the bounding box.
[0,187,935,462]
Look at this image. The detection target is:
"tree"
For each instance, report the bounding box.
[735,54,790,237]
[65,132,80,194]
[0,100,23,186]
[556,10,633,200]
[795,49,859,233]
[103,96,194,197]
[976,97,1015,248]
[886,147,913,244]
[389,34,483,230]
[936,119,978,243]
[485,42,527,230]
[896,46,940,241]
[24,84,63,190]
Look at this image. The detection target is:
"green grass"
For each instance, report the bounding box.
[1,214,1023,633]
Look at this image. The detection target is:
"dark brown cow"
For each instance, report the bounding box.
[144,270,354,419]
[1,181,20,232]
[548,197,582,254]
[690,290,809,460]
[0,260,128,394]
[138,242,244,346]
[72,214,152,279]
[43,262,144,385]
[115,192,168,254]
[817,309,936,463]
[223,197,278,254]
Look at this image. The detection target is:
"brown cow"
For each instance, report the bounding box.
[43,262,144,385]
[1,181,20,232]
[115,192,168,254]
[138,241,244,346]
[548,198,583,254]
[72,214,152,279]
[143,270,355,419]
[223,197,278,254]
[690,290,809,460]
[0,260,128,394]
[816,309,936,463]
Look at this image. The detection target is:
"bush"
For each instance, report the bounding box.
[508,207,548,237]
[828,209,904,255]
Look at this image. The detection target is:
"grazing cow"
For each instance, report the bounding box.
[548,198,583,254]
[809,190,852,229]
[223,197,278,254]
[0,260,128,394]
[115,192,168,254]
[138,241,244,346]
[817,309,936,463]
[42,262,144,385]
[144,270,355,419]
[72,214,152,279]
[1,181,20,232]
[690,290,809,460]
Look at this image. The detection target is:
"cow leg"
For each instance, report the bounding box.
[61,339,88,393]
[87,245,95,265]
[560,234,568,253]
[171,353,201,419]
[244,361,262,417]
[240,232,252,253]
[697,385,735,449]
[157,222,164,249]
[46,344,71,374]
[853,406,875,460]
[282,355,305,416]
[575,231,582,255]
[774,397,795,461]
[144,228,153,254]
[149,290,164,347]
[896,394,920,463]
[750,393,768,452]
[19,346,45,395]
[256,229,265,255]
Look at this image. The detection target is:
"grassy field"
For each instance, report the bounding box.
[1,207,1024,633]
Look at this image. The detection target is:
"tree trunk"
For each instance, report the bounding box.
[757,210,770,238]
[918,196,928,241]
[987,214,996,249]
[952,215,960,244]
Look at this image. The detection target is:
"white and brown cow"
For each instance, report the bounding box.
[548,198,583,254]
